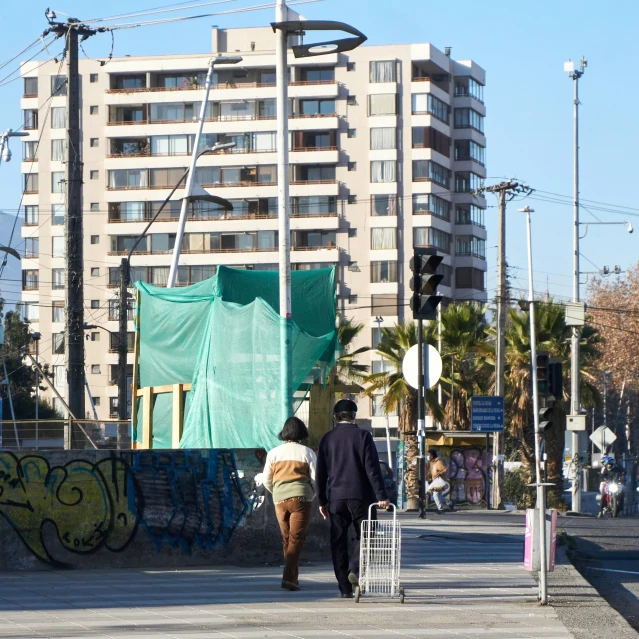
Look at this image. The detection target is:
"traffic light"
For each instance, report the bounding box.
[536,351,549,396]
[409,248,443,320]
[538,405,553,434]
[548,358,563,398]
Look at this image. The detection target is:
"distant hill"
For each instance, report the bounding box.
[0,211,22,313]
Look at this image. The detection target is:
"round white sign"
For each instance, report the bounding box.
[402,344,443,390]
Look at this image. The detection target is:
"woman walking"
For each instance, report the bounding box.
[263,417,317,591]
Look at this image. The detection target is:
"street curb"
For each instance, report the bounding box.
[547,546,637,639]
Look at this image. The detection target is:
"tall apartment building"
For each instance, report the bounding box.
[18,26,487,433]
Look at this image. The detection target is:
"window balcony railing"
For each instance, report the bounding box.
[108,244,336,257]
[22,284,39,291]
[23,123,38,131]
[106,112,336,126]
[291,146,338,153]
[105,81,279,94]
[290,179,337,186]
[107,210,338,223]
[456,249,486,260]
[106,120,150,126]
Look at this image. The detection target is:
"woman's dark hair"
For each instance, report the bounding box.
[428,449,438,459]
[278,416,309,442]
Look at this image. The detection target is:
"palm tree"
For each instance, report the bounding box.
[364,322,443,510]
[438,303,492,429]
[504,299,601,503]
[333,318,370,384]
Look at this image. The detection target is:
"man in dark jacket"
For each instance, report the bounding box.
[316,399,389,598]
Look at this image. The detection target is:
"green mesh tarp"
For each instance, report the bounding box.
[135,266,337,450]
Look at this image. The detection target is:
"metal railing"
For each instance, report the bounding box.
[0,419,131,451]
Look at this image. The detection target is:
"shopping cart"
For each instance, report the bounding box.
[354,502,404,603]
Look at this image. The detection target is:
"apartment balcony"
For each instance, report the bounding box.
[290,147,339,164]
[108,244,338,257]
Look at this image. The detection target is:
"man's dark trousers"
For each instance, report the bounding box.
[328,499,376,595]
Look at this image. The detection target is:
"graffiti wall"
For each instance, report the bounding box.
[430,445,491,506]
[0,448,328,571]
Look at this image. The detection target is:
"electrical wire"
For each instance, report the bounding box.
[84,0,236,23]
[0,36,45,73]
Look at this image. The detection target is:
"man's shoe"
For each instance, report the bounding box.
[348,572,359,588]
[341,592,354,599]
[448,502,455,512]
[281,580,301,591]
[435,509,444,514]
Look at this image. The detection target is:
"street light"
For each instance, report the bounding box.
[116,142,235,422]
[518,206,549,605]
[166,54,243,288]
[0,128,29,165]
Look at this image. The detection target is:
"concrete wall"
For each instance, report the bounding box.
[0,448,330,571]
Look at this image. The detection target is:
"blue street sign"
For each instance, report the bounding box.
[471,396,504,432]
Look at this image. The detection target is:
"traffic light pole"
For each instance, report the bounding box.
[417,319,426,519]
[523,206,548,605]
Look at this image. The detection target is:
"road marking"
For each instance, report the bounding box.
[589,567,639,576]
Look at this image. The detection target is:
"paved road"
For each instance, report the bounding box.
[560,513,639,633]
[0,512,578,639]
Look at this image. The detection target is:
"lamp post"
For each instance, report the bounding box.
[0,128,29,166]
[374,315,393,472]
[166,55,242,288]
[30,332,41,449]
[116,145,235,422]
[519,205,549,605]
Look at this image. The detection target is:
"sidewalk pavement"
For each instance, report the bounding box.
[0,511,631,639]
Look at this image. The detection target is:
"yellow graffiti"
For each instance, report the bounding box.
[0,453,138,563]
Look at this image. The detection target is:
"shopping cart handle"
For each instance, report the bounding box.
[370,501,397,519]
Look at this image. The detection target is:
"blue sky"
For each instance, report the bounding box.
[0,0,637,303]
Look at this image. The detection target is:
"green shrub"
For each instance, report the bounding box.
[503,468,534,509]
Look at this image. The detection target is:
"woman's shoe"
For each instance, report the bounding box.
[281,580,301,591]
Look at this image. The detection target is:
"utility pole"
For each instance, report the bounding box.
[118,258,129,421]
[31,332,41,447]
[45,15,98,421]
[474,180,532,509]
[275,0,293,424]
[565,56,587,513]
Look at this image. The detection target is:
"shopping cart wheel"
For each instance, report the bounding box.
[399,587,405,604]
[354,586,360,603]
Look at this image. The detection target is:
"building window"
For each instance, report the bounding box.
[24,173,38,193]
[93,397,101,406]
[91,365,101,375]
[348,162,357,171]
[454,108,484,133]
[53,332,65,354]
[349,294,358,304]
[21,301,39,321]
[53,365,65,388]
[52,204,65,226]
[109,331,135,352]
[52,268,64,289]
[454,77,484,102]
[413,226,452,253]
[411,93,450,122]
[90,105,99,115]
[456,267,485,290]
[348,194,357,204]
[371,261,398,283]
[91,235,100,245]
[51,138,66,161]
[371,194,398,216]
[301,67,335,82]
[52,301,64,323]
[370,60,396,83]
[368,94,397,116]
[455,171,483,193]
[291,196,336,216]
[412,160,451,188]
[90,170,99,180]
[370,160,397,183]
[456,235,486,259]
[347,128,356,138]
[412,127,451,156]
[371,228,397,250]
[24,238,39,258]
[454,139,485,165]
[22,269,39,290]
[91,332,100,342]
[91,267,100,277]
[24,205,39,225]
[90,73,98,83]
[109,397,119,417]
[108,168,149,189]
[413,194,451,221]
[24,77,38,96]
[23,141,38,161]
[51,75,67,96]
[23,109,38,129]
[371,294,398,316]
[370,127,396,150]
[90,138,99,148]
[51,107,66,129]
[91,299,99,309]
[347,95,357,106]
[456,205,485,228]
[347,61,356,72]
[52,236,65,257]
[51,171,65,193]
